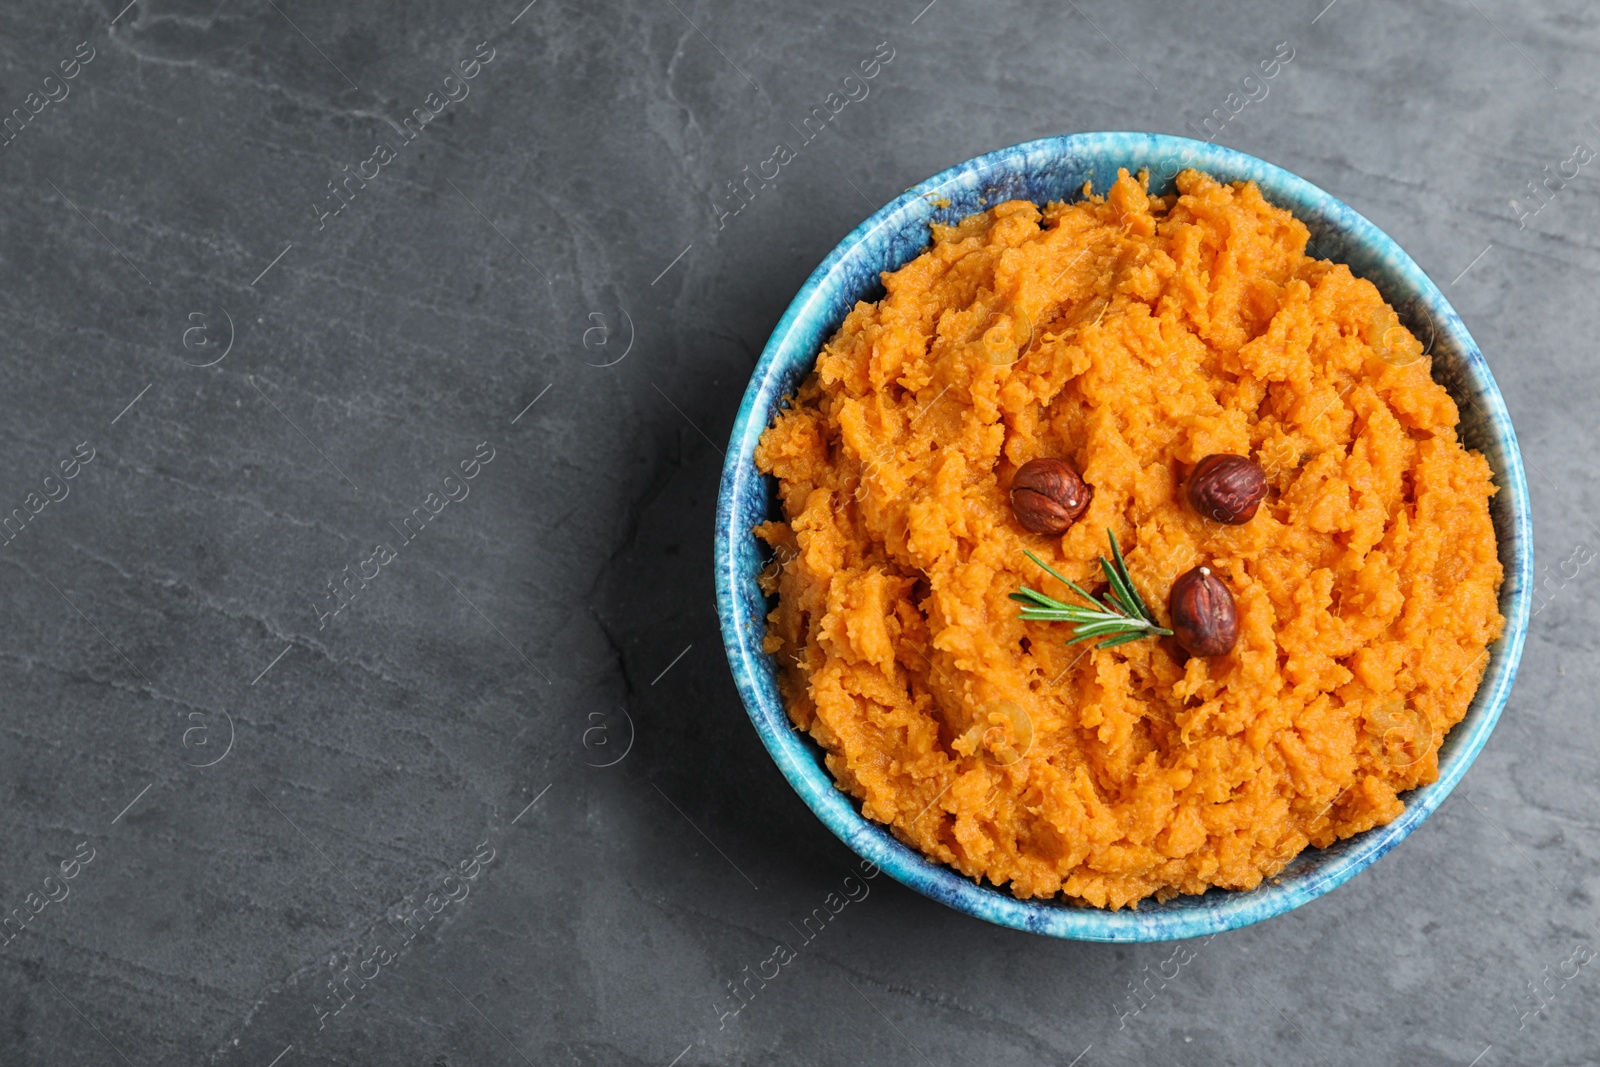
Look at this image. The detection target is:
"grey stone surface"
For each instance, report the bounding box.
[0,0,1593,1063]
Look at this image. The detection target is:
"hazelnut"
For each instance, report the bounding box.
[1168,565,1238,657]
[1186,454,1267,525]
[1010,458,1092,535]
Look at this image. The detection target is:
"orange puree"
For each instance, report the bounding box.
[753,169,1504,909]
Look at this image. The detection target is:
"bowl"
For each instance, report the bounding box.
[713,132,1531,941]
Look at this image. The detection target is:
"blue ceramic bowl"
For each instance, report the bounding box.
[713,132,1531,941]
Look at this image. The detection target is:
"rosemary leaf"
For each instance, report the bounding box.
[1094,631,1155,650]
[1107,529,1157,624]
[1016,529,1172,651]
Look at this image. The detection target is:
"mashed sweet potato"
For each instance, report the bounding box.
[752,169,1504,909]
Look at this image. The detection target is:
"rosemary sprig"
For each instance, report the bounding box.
[1010,529,1172,649]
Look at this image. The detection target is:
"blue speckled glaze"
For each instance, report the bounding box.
[713,133,1531,942]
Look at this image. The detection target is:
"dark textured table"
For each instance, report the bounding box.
[0,0,1593,1063]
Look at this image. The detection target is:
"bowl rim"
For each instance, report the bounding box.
[713,132,1532,942]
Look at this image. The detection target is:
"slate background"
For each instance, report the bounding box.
[0,0,1593,1063]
